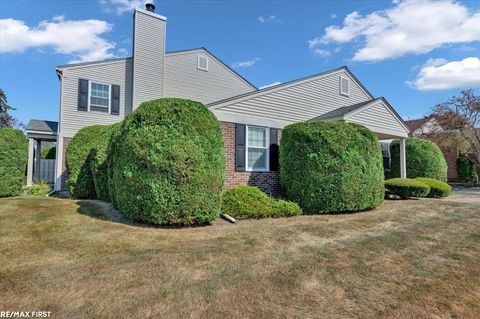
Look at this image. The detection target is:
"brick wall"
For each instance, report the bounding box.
[61,137,70,190]
[221,122,281,197]
[440,146,459,182]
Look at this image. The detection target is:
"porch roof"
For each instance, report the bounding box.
[26,119,58,140]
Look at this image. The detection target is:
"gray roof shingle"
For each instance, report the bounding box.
[311,99,380,121]
[26,119,58,133]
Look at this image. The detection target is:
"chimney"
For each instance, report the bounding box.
[145,3,155,12]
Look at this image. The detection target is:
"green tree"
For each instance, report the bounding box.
[0,88,22,128]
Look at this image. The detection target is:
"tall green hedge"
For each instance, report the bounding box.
[109,98,225,225]
[0,128,28,197]
[457,157,477,183]
[390,138,448,182]
[280,121,384,214]
[65,125,113,199]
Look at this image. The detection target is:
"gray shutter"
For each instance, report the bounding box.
[269,128,279,171]
[235,124,246,171]
[78,79,88,111]
[111,85,120,115]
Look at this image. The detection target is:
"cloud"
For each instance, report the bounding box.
[309,0,480,62]
[101,0,152,15]
[260,82,282,89]
[408,57,480,90]
[232,57,261,68]
[258,15,282,23]
[0,16,116,63]
[312,49,331,58]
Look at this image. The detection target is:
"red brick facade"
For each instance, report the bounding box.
[440,146,459,182]
[220,122,282,197]
[61,137,70,190]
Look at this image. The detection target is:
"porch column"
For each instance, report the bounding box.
[400,138,407,178]
[27,138,35,186]
[54,137,63,191]
[34,140,41,182]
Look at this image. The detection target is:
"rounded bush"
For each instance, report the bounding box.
[456,157,477,183]
[66,125,113,199]
[385,178,430,199]
[280,121,385,214]
[27,180,52,196]
[110,98,225,225]
[390,138,447,182]
[221,186,301,219]
[415,177,451,198]
[41,146,56,159]
[0,128,28,197]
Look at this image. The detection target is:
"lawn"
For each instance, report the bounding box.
[1,196,480,318]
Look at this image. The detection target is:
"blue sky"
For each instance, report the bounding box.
[1,0,479,126]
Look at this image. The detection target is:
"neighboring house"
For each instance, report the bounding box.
[25,4,410,196]
[405,115,459,182]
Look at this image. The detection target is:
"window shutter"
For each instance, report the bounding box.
[111,85,120,115]
[235,124,246,171]
[78,79,88,111]
[269,128,279,171]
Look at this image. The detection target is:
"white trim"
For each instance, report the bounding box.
[213,110,291,129]
[135,8,167,21]
[88,81,111,113]
[245,125,270,172]
[197,55,209,71]
[25,130,57,135]
[340,76,350,97]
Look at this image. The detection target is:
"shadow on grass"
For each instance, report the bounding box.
[75,199,214,229]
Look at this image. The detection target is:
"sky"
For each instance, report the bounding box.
[1,0,479,126]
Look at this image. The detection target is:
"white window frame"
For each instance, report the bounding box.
[197,55,209,71]
[88,80,111,113]
[245,125,270,172]
[340,76,350,97]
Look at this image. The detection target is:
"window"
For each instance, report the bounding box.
[198,55,209,71]
[89,81,110,113]
[246,125,269,171]
[340,76,350,96]
[380,142,391,171]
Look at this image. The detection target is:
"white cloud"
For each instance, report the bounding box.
[309,0,480,62]
[312,49,331,58]
[260,81,282,89]
[258,15,282,23]
[408,57,480,90]
[101,0,152,15]
[0,16,116,63]
[232,57,261,68]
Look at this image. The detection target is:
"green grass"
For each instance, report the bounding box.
[1,195,480,318]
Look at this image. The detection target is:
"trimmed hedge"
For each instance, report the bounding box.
[390,138,447,182]
[385,178,430,199]
[415,177,451,198]
[65,125,113,199]
[41,146,56,159]
[221,186,301,219]
[457,157,477,183]
[280,121,384,214]
[109,98,225,225]
[0,128,28,197]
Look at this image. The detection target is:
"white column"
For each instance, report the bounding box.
[400,138,407,178]
[54,137,64,191]
[27,138,35,186]
[34,140,41,182]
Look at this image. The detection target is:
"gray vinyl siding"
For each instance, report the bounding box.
[215,70,371,122]
[347,101,408,136]
[164,50,256,104]
[132,10,165,109]
[59,60,132,136]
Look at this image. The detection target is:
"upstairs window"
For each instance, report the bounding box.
[198,55,209,71]
[340,76,350,96]
[89,82,110,113]
[246,125,269,171]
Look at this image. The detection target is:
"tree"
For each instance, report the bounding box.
[432,89,480,168]
[0,88,22,129]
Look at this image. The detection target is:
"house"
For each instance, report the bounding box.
[25,3,410,196]
[405,115,459,182]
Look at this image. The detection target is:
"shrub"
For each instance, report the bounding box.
[390,138,447,182]
[385,178,430,199]
[0,128,28,197]
[41,146,56,159]
[27,180,52,196]
[110,98,225,225]
[221,186,301,219]
[456,157,477,183]
[280,121,384,214]
[65,125,113,199]
[415,177,451,198]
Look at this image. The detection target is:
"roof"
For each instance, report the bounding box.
[26,119,58,134]
[207,66,374,108]
[404,115,435,132]
[311,99,378,120]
